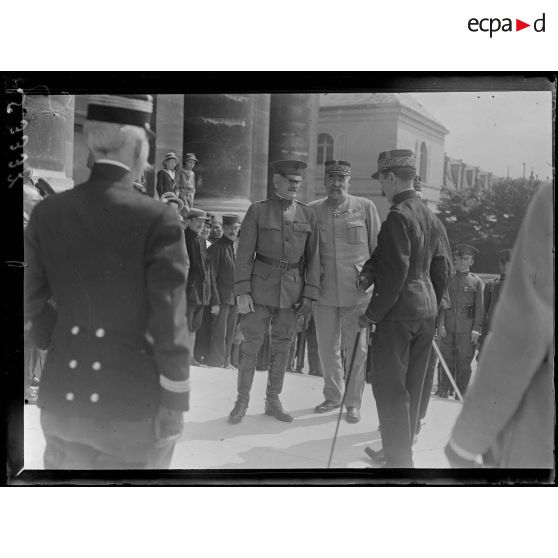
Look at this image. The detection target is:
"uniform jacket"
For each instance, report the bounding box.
[234,195,320,308]
[208,235,236,306]
[184,227,218,306]
[482,274,505,334]
[444,271,484,334]
[309,195,380,307]
[156,168,179,199]
[451,183,554,467]
[24,163,191,421]
[363,189,450,323]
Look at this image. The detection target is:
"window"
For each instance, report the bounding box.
[317,133,334,165]
[419,142,428,182]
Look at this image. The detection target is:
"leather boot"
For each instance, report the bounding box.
[264,397,293,422]
[228,398,249,424]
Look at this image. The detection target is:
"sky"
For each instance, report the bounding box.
[411,91,553,181]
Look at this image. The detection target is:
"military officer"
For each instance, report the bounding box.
[229,160,320,423]
[207,214,242,368]
[24,94,190,469]
[309,160,381,423]
[438,244,484,398]
[480,249,512,351]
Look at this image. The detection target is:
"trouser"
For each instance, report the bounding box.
[41,410,176,469]
[194,306,213,363]
[439,331,476,395]
[314,304,368,409]
[419,348,439,422]
[370,318,435,468]
[207,304,237,367]
[237,305,297,402]
[306,316,322,375]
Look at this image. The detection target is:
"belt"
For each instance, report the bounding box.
[255,253,299,271]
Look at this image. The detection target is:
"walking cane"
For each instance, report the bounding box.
[431,339,463,402]
[327,328,367,468]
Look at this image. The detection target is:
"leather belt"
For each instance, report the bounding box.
[255,253,299,271]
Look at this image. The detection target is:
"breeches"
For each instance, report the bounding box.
[439,331,476,393]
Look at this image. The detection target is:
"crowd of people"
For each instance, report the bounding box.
[23,94,553,470]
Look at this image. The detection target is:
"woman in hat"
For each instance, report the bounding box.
[176,153,198,209]
[156,152,180,199]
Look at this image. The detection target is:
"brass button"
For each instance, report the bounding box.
[92,361,102,371]
[90,393,100,403]
[68,360,78,369]
[95,328,106,338]
[65,392,75,401]
[71,326,80,335]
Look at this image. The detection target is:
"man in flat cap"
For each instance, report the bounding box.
[229,160,320,423]
[309,160,381,423]
[156,152,180,199]
[437,244,484,398]
[207,214,242,368]
[24,95,190,469]
[479,249,513,354]
[357,149,451,467]
[184,208,219,363]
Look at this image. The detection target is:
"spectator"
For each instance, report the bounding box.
[177,153,198,209]
[156,152,180,199]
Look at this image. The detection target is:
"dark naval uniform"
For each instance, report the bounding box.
[439,268,483,396]
[24,162,191,469]
[232,193,320,415]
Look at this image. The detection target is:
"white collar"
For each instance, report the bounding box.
[95,159,131,171]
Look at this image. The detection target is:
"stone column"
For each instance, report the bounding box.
[250,94,271,202]
[154,94,185,169]
[23,94,75,192]
[183,94,254,216]
[267,93,320,203]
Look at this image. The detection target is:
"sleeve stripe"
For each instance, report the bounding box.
[160,376,191,393]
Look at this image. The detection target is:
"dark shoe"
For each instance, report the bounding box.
[454,393,461,401]
[438,387,448,398]
[264,399,293,422]
[346,407,361,423]
[364,446,387,467]
[228,399,248,424]
[314,400,341,413]
[191,358,201,366]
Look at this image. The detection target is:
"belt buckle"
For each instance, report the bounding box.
[279,259,288,271]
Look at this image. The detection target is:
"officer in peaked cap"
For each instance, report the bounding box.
[229,160,320,423]
[437,243,483,399]
[24,94,190,469]
[480,249,513,353]
[309,159,381,423]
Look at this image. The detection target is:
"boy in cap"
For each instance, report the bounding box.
[156,152,180,199]
[358,149,450,467]
[207,214,242,368]
[437,244,484,398]
[24,95,190,469]
[309,160,381,423]
[229,160,320,423]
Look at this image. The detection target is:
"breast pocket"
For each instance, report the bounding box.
[259,225,281,247]
[319,227,328,244]
[293,222,312,236]
[346,219,366,244]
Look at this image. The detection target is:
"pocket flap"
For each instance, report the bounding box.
[293,222,312,233]
[346,220,365,229]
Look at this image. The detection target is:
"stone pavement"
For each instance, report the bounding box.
[24,365,463,470]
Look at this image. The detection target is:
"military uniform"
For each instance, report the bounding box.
[439,246,483,397]
[231,160,320,422]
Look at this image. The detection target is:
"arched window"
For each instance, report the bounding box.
[419,142,428,182]
[317,133,334,165]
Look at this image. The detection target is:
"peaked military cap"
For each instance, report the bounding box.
[270,159,307,178]
[324,160,351,175]
[371,149,417,180]
[86,94,154,134]
[497,249,513,261]
[187,207,210,220]
[222,214,241,226]
[456,244,479,257]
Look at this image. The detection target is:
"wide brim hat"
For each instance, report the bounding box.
[371,149,417,180]
[160,192,185,212]
[184,153,199,162]
[86,94,154,136]
[163,152,179,163]
[270,159,307,179]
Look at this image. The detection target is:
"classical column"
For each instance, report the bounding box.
[23,94,75,192]
[183,94,254,216]
[267,93,320,203]
[250,94,271,202]
[154,94,185,170]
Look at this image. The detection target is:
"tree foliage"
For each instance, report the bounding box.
[436,177,544,273]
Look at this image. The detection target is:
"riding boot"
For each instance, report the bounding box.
[265,350,293,422]
[228,397,249,424]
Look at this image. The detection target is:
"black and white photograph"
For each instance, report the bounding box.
[4,74,554,482]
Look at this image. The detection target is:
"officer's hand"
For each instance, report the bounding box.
[357,275,371,293]
[471,330,480,345]
[294,297,313,320]
[237,294,255,314]
[358,314,376,331]
[439,325,447,338]
[211,305,220,316]
[154,405,184,443]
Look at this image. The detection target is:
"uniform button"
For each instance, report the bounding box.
[95,328,106,338]
[65,392,75,401]
[90,393,100,403]
[71,326,80,335]
[68,359,78,369]
[92,361,102,371]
